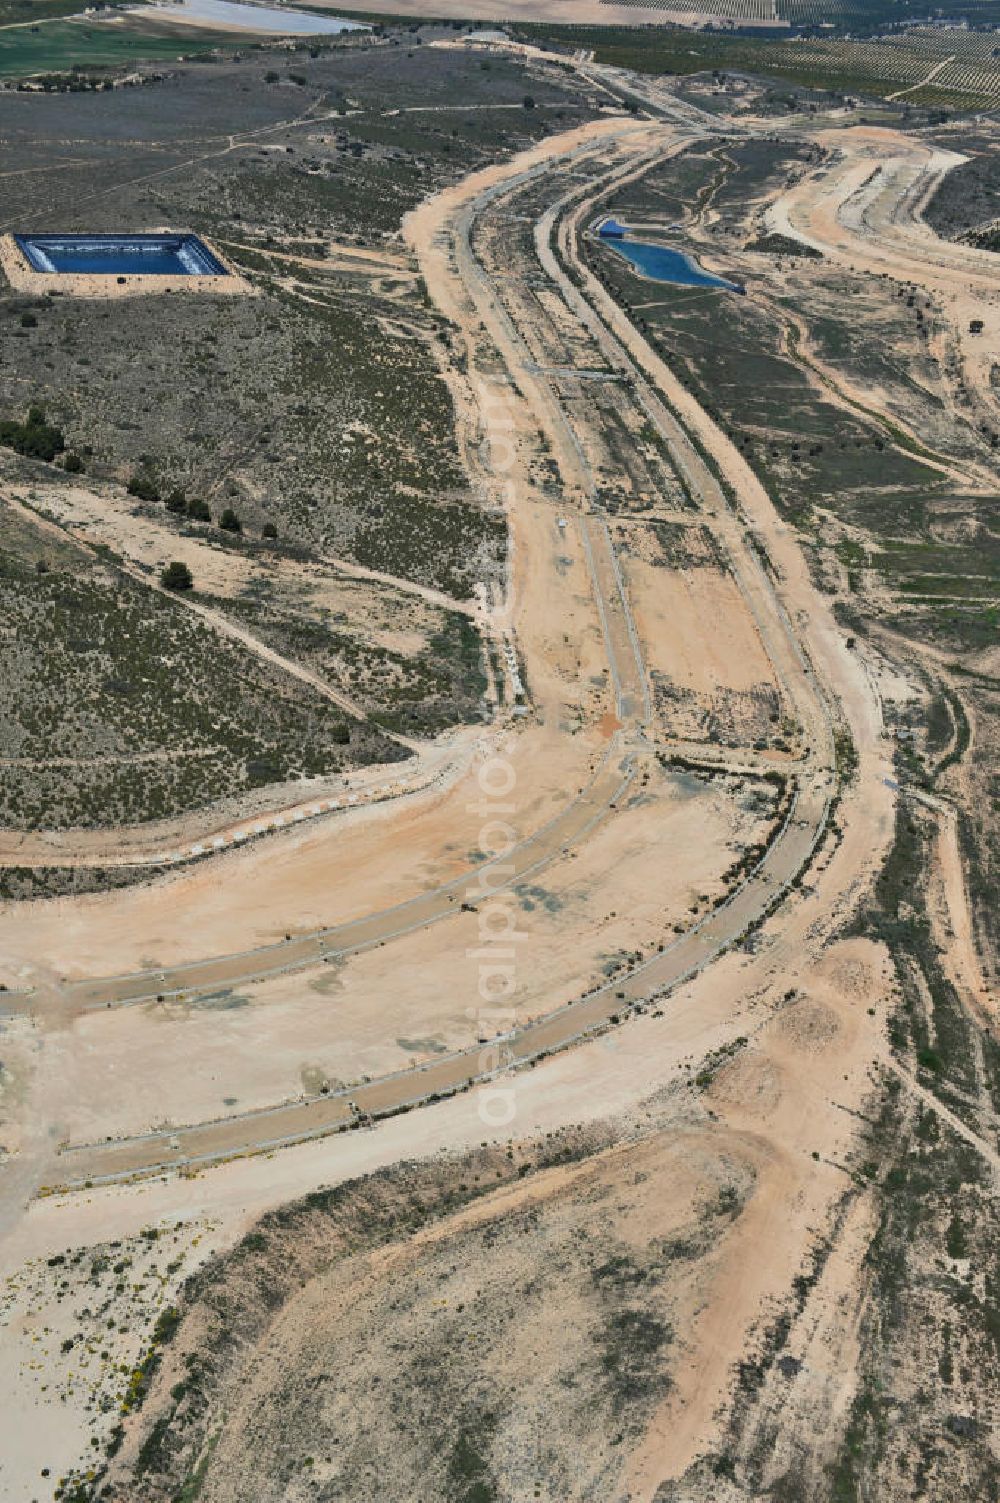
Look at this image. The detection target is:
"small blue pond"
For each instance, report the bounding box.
[607,238,744,294]
[15,233,226,277]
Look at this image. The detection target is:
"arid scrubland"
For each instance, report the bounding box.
[0,22,997,1503]
[0,42,602,839]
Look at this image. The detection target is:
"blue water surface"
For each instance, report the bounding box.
[16,233,226,276]
[608,238,743,293]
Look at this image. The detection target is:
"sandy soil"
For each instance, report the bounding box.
[0,724,600,982]
[929,799,995,1030]
[37,769,766,1146]
[0,126,853,1084]
[0,126,648,987]
[628,937,890,1490]
[0,1209,226,1500]
[767,128,1000,443]
[626,557,776,695]
[0,121,851,1219]
[0,909,893,1496]
[0,101,947,1499]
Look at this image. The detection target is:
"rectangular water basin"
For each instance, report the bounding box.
[14,233,227,277]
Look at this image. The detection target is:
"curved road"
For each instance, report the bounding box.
[42,122,846,1192]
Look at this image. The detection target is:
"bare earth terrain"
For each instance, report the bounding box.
[0,26,996,1503]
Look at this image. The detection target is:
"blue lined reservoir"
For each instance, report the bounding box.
[15,233,226,277]
[605,237,744,294]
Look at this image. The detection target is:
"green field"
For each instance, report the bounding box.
[515,21,1000,111]
[0,0,94,24]
[777,0,1000,31]
[0,16,234,78]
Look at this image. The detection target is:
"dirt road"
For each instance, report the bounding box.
[24,121,870,1192]
[768,126,1000,436]
[0,108,912,1501]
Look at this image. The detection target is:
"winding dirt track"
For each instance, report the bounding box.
[5,71,1000,1503]
[0,104,932,1500]
[19,114,875,1195]
[768,126,1000,433]
[11,62,1000,1499]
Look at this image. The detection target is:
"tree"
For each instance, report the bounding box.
[219,507,242,533]
[523,95,535,109]
[187,497,211,522]
[63,452,84,474]
[0,405,65,463]
[161,560,193,591]
[261,521,278,540]
[127,473,159,503]
[165,489,186,514]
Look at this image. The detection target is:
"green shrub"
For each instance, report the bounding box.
[0,404,65,463]
[161,560,193,591]
[945,1214,968,1259]
[127,473,160,503]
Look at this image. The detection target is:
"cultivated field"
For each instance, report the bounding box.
[517,18,1000,111]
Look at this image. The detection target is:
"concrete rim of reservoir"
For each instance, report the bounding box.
[0,229,253,298]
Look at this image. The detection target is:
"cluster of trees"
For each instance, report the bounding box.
[0,403,65,463]
[127,474,278,540]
